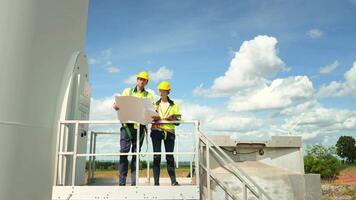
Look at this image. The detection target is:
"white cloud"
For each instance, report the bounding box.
[269,103,356,143]
[88,48,122,74]
[279,102,356,141]
[179,101,216,122]
[344,116,356,129]
[88,58,97,65]
[124,66,173,84]
[89,92,356,147]
[90,95,264,135]
[149,66,173,82]
[306,28,324,39]
[101,48,112,59]
[88,41,355,148]
[124,75,137,84]
[106,66,120,74]
[103,61,120,74]
[88,94,123,152]
[319,60,339,74]
[178,100,264,133]
[280,100,318,116]
[194,35,286,97]
[207,116,262,132]
[345,62,356,93]
[317,62,356,97]
[228,76,314,112]
[317,81,344,97]
[194,35,317,112]
[90,94,118,121]
[188,35,355,144]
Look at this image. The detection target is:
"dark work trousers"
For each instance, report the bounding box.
[150,129,177,185]
[119,126,145,186]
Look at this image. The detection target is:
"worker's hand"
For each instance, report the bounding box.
[152,116,161,121]
[113,103,119,111]
[165,115,176,121]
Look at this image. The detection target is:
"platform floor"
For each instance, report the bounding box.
[53,177,199,200]
[87,177,194,186]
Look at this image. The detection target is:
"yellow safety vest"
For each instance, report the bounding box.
[152,98,181,139]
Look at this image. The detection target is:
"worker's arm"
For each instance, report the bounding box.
[151,104,160,121]
[152,115,161,121]
[165,114,181,120]
[165,104,181,120]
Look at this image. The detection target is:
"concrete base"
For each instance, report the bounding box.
[202,135,321,200]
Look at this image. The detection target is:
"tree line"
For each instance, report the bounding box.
[304,135,355,180]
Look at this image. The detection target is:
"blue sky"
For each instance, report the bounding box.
[86,0,356,150]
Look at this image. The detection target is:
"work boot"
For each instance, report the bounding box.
[171,181,179,186]
[154,175,160,186]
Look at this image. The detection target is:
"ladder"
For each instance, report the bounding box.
[52,120,271,200]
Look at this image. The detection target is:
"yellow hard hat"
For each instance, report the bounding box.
[137,71,149,80]
[158,81,171,90]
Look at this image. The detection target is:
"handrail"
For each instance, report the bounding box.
[198,131,272,200]
[200,163,239,200]
[54,119,271,200]
[54,120,200,187]
[60,120,197,124]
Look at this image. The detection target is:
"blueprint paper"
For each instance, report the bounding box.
[115,96,159,125]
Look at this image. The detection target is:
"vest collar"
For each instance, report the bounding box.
[156,97,174,106]
[134,86,146,93]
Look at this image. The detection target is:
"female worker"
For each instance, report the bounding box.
[151,81,181,186]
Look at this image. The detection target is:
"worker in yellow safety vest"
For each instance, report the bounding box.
[151,81,181,186]
[113,71,154,186]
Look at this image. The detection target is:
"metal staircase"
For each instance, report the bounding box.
[198,131,272,200]
[52,120,271,200]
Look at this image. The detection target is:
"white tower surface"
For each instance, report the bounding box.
[0,0,89,199]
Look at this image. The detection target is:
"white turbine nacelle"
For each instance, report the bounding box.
[0,1,89,199]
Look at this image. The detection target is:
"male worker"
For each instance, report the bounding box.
[113,71,154,186]
[151,81,181,186]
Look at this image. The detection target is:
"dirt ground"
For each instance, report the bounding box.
[334,168,356,185]
[322,165,356,200]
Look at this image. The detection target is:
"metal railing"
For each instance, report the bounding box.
[53,119,271,200]
[198,130,272,200]
[53,120,200,187]
[86,130,195,184]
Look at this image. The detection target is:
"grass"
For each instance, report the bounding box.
[340,163,356,171]
[340,185,356,196]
